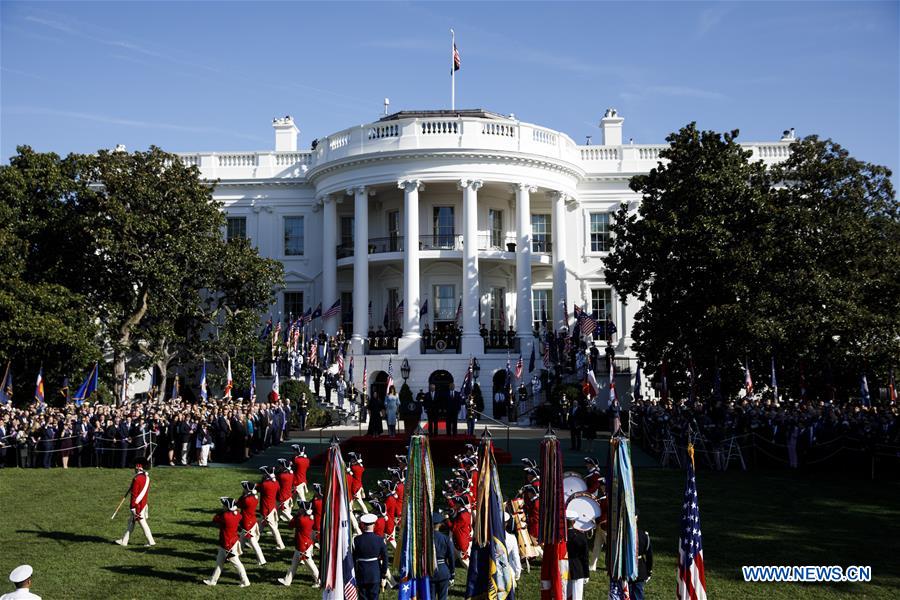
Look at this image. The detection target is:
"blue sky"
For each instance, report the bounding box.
[2,1,898,178]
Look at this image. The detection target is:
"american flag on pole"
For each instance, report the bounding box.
[744,361,753,395]
[386,358,394,393]
[368,300,373,322]
[323,299,341,319]
[562,299,569,327]
[515,355,523,380]
[453,43,460,71]
[454,299,462,324]
[395,300,404,321]
[362,358,368,393]
[337,347,345,375]
[573,305,598,337]
[677,444,708,600]
[321,441,358,600]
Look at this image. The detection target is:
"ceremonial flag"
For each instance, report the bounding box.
[170,371,180,400]
[323,299,341,319]
[303,307,312,325]
[677,444,708,600]
[454,299,462,325]
[770,356,778,401]
[73,363,99,406]
[466,436,516,600]
[363,358,368,394]
[860,373,870,406]
[383,303,390,328]
[562,299,569,327]
[337,347,345,375]
[259,316,273,341]
[504,355,512,390]
[744,360,753,395]
[541,337,551,369]
[633,362,642,400]
[394,430,437,599]
[461,358,474,398]
[250,359,257,400]
[368,300,373,323]
[586,368,600,399]
[320,440,358,600]
[607,435,638,582]
[528,344,535,373]
[541,309,548,329]
[546,328,557,364]
[311,303,323,320]
[199,359,208,402]
[34,368,45,405]
[60,376,70,403]
[272,369,280,399]
[420,299,428,319]
[515,355,523,380]
[605,317,617,340]
[573,305,597,337]
[348,355,354,386]
[396,300,404,322]
[273,320,282,343]
[890,368,897,404]
[538,433,565,600]
[453,43,460,72]
[386,358,394,393]
[224,358,233,399]
[0,363,12,405]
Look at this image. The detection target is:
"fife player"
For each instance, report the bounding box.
[203,497,250,588]
[114,460,156,547]
[277,500,320,587]
[237,481,266,566]
[258,466,286,550]
[291,445,310,501]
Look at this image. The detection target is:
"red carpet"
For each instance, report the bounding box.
[312,431,512,467]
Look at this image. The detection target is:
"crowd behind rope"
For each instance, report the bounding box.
[0,394,302,469]
[631,393,900,468]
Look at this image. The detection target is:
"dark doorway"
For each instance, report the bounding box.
[492,369,509,418]
[371,371,388,404]
[428,370,454,397]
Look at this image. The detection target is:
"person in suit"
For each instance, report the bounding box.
[565,509,590,600]
[353,513,387,600]
[425,384,439,436]
[116,417,131,468]
[445,383,461,436]
[431,512,456,600]
[631,513,653,600]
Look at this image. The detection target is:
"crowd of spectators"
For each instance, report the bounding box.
[0,394,301,469]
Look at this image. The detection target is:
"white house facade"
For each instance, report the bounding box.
[178,109,793,415]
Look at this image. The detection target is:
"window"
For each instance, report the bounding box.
[341,216,354,247]
[386,288,400,330]
[226,216,246,241]
[591,289,613,322]
[589,213,611,252]
[532,214,551,252]
[433,207,455,249]
[341,291,353,333]
[283,292,304,320]
[388,210,401,252]
[489,287,506,330]
[532,289,552,330]
[433,285,456,321]
[489,209,503,249]
[283,216,305,256]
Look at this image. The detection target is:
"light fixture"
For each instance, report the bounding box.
[401,358,411,382]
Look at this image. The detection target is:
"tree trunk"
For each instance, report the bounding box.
[114,287,150,404]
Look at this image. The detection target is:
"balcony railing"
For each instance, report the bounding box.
[336,233,554,258]
[477,233,517,252]
[420,234,463,251]
[531,239,553,253]
[337,236,403,259]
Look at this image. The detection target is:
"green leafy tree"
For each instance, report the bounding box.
[606,124,898,399]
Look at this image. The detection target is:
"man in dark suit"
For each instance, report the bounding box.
[431,512,456,600]
[425,384,439,436]
[353,513,387,599]
[632,512,654,600]
[565,509,590,600]
[445,383,461,436]
[117,417,131,468]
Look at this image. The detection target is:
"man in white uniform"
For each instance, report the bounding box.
[1,565,41,600]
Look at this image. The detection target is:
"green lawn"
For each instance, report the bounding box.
[0,462,897,599]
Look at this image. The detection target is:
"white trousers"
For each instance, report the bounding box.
[121,506,155,545]
[180,443,189,465]
[281,549,319,585]
[590,528,606,571]
[567,577,586,600]
[263,510,285,549]
[351,489,368,514]
[209,544,249,586]
[199,444,211,466]
[279,498,293,522]
[241,524,266,565]
[293,482,309,502]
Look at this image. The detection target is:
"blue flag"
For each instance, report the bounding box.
[0,364,12,405]
[250,359,257,400]
[420,298,428,318]
[860,374,870,406]
[73,363,99,406]
[200,360,208,402]
[633,362,642,399]
[528,343,535,373]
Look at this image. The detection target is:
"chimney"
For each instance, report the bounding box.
[273,116,299,152]
[599,108,624,146]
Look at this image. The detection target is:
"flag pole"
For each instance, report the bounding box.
[450,28,455,110]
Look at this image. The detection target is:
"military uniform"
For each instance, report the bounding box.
[631,529,653,600]
[115,464,155,547]
[431,528,456,600]
[204,499,250,587]
[352,526,387,600]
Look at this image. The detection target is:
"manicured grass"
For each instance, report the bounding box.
[0,462,897,599]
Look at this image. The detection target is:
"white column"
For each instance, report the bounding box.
[460,179,483,355]
[350,186,369,355]
[515,183,536,353]
[322,195,338,335]
[399,179,422,355]
[550,191,568,329]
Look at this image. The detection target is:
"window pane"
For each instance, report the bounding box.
[433,285,456,321]
[283,292,304,319]
[490,287,506,330]
[341,216,354,247]
[388,211,401,251]
[532,289,552,330]
[433,207,455,248]
[341,291,353,333]
[591,289,612,321]
[531,214,551,252]
[284,216,305,256]
[386,288,400,331]
[489,209,503,248]
[590,213,610,252]
[226,216,246,241]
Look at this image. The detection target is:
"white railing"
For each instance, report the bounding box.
[482,122,515,137]
[368,123,400,140]
[274,152,311,167]
[217,153,257,167]
[532,128,558,145]
[421,120,459,135]
[329,133,350,151]
[755,144,791,159]
[580,147,618,160]
[637,146,663,161]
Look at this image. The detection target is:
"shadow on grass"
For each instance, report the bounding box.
[101,564,200,583]
[17,529,110,544]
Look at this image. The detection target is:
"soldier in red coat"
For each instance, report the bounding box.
[382,482,402,550]
[115,460,156,547]
[276,458,294,521]
[277,500,319,587]
[346,452,367,514]
[448,495,473,568]
[203,498,250,587]
[291,445,310,501]
[388,467,405,507]
[311,483,324,544]
[522,484,541,540]
[258,466,286,550]
[238,481,266,565]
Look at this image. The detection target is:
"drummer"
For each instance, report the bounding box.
[521,484,541,557]
[589,477,608,572]
[584,457,603,496]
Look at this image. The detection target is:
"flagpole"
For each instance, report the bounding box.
[450,28,455,110]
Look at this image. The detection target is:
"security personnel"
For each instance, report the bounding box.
[431,512,456,600]
[632,512,653,600]
[353,513,387,600]
[565,509,590,600]
[1,565,40,600]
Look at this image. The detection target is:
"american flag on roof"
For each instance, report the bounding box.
[677,444,708,600]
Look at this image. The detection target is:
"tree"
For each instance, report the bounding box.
[605,124,898,399]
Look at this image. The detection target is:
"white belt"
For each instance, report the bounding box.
[356,557,380,562]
